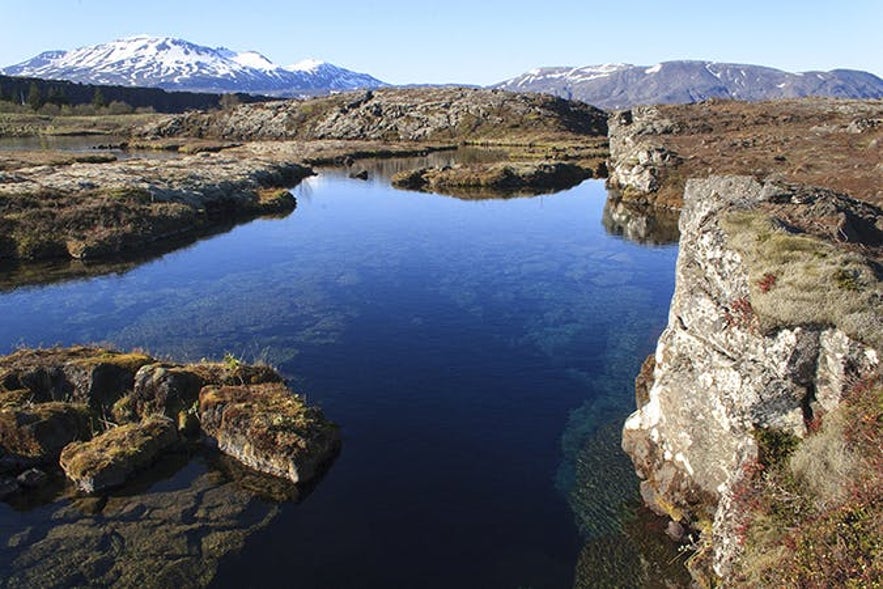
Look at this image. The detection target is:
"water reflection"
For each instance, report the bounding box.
[331,146,509,182]
[602,191,680,245]
[0,134,181,161]
[0,217,278,293]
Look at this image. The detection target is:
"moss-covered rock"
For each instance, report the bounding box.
[199,383,339,484]
[59,415,179,493]
[0,346,153,410]
[131,363,204,419]
[0,402,92,461]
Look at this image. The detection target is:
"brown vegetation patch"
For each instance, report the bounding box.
[0,402,92,460]
[731,378,883,587]
[618,98,883,208]
[391,161,593,197]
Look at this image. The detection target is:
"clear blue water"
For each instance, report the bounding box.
[0,171,677,587]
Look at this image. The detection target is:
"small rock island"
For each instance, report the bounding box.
[0,346,339,498]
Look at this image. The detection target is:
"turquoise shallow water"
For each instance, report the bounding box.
[0,172,677,587]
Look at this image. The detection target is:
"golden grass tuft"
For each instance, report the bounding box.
[721,210,882,350]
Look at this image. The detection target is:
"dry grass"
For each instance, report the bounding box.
[0,112,163,138]
[732,378,883,588]
[789,411,856,509]
[721,210,882,350]
[629,98,883,208]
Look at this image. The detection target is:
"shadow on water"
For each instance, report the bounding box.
[0,212,295,293]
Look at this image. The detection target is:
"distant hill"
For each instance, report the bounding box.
[0,74,273,113]
[493,61,883,110]
[2,35,387,96]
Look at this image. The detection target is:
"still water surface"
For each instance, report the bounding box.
[0,171,677,587]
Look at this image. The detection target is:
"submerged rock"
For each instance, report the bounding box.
[1,463,280,588]
[59,416,179,493]
[199,383,340,484]
[16,467,48,488]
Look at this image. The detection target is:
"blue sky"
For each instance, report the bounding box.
[1,0,881,85]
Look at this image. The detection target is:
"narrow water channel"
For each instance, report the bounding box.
[0,170,678,587]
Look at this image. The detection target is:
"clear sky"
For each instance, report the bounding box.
[1,0,881,85]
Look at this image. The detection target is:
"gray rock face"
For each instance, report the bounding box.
[606,107,682,201]
[138,87,608,142]
[621,176,880,581]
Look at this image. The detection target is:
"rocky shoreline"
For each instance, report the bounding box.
[3,89,882,586]
[1,88,610,264]
[604,98,882,586]
[0,346,339,500]
[606,98,883,210]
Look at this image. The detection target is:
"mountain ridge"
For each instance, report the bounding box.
[494,60,883,109]
[1,35,387,96]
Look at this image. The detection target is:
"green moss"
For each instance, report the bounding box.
[70,350,154,373]
[754,428,799,469]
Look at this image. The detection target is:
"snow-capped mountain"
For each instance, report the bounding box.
[1,36,387,96]
[494,61,883,109]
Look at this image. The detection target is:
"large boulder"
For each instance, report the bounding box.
[59,415,179,493]
[199,383,339,484]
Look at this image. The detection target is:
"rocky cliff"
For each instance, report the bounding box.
[606,106,683,208]
[621,176,881,584]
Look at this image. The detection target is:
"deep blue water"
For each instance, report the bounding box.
[0,172,677,587]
